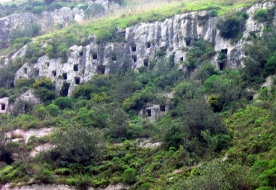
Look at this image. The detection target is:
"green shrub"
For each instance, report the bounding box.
[209,9,218,17]
[46,104,60,116]
[254,9,268,22]
[217,13,247,39]
[54,168,70,176]
[54,97,73,109]
[32,6,44,14]
[122,168,136,184]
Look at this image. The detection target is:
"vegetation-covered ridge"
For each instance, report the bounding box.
[2,1,276,190]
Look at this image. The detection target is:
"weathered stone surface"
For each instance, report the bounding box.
[0,8,84,49]
[12,2,275,96]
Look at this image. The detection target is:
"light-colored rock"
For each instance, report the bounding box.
[29,143,54,157]
[6,127,54,144]
[11,2,276,96]
[139,104,168,122]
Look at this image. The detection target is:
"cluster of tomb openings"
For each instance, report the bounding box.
[60,83,70,96]
[146,42,151,49]
[74,64,79,71]
[160,105,166,112]
[132,55,137,63]
[24,68,27,74]
[144,59,149,67]
[131,44,136,52]
[75,77,80,84]
[63,73,67,80]
[1,104,5,111]
[146,109,151,117]
[52,70,56,77]
[97,65,105,75]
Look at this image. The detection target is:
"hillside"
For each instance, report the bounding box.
[1,0,276,190]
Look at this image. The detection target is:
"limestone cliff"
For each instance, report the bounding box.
[12,2,274,96]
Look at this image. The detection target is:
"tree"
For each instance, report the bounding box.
[52,126,104,165]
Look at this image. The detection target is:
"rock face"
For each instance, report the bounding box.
[0,7,84,49]
[13,2,275,96]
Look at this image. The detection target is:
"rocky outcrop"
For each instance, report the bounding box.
[0,7,84,49]
[13,2,275,96]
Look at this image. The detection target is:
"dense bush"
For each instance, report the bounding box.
[52,126,104,165]
[54,97,73,109]
[217,12,247,39]
[32,77,56,103]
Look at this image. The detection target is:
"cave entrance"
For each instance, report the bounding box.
[92,52,98,60]
[52,70,56,77]
[1,104,5,111]
[46,62,49,68]
[186,38,191,46]
[35,69,39,77]
[221,49,228,54]
[97,65,105,75]
[24,68,27,74]
[79,51,83,56]
[144,59,149,67]
[180,57,184,61]
[146,109,151,117]
[112,54,117,61]
[160,105,166,112]
[60,83,70,97]
[75,77,80,84]
[132,55,137,63]
[74,64,79,71]
[218,62,225,70]
[63,73,67,80]
[146,42,151,48]
[131,44,137,52]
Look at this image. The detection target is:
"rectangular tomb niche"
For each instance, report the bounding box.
[180,57,184,62]
[75,77,80,84]
[1,104,5,111]
[131,44,137,52]
[45,62,49,68]
[132,55,137,63]
[146,109,152,117]
[90,52,98,60]
[97,65,105,75]
[144,59,149,67]
[60,83,70,96]
[24,68,27,74]
[112,54,117,61]
[35,69,39,77]
[146,42,151,49]
[79,51,83,56]
[74,64,79,71]
[52,70,56,77]
[63,73,67,80]
[160,105,166,112]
